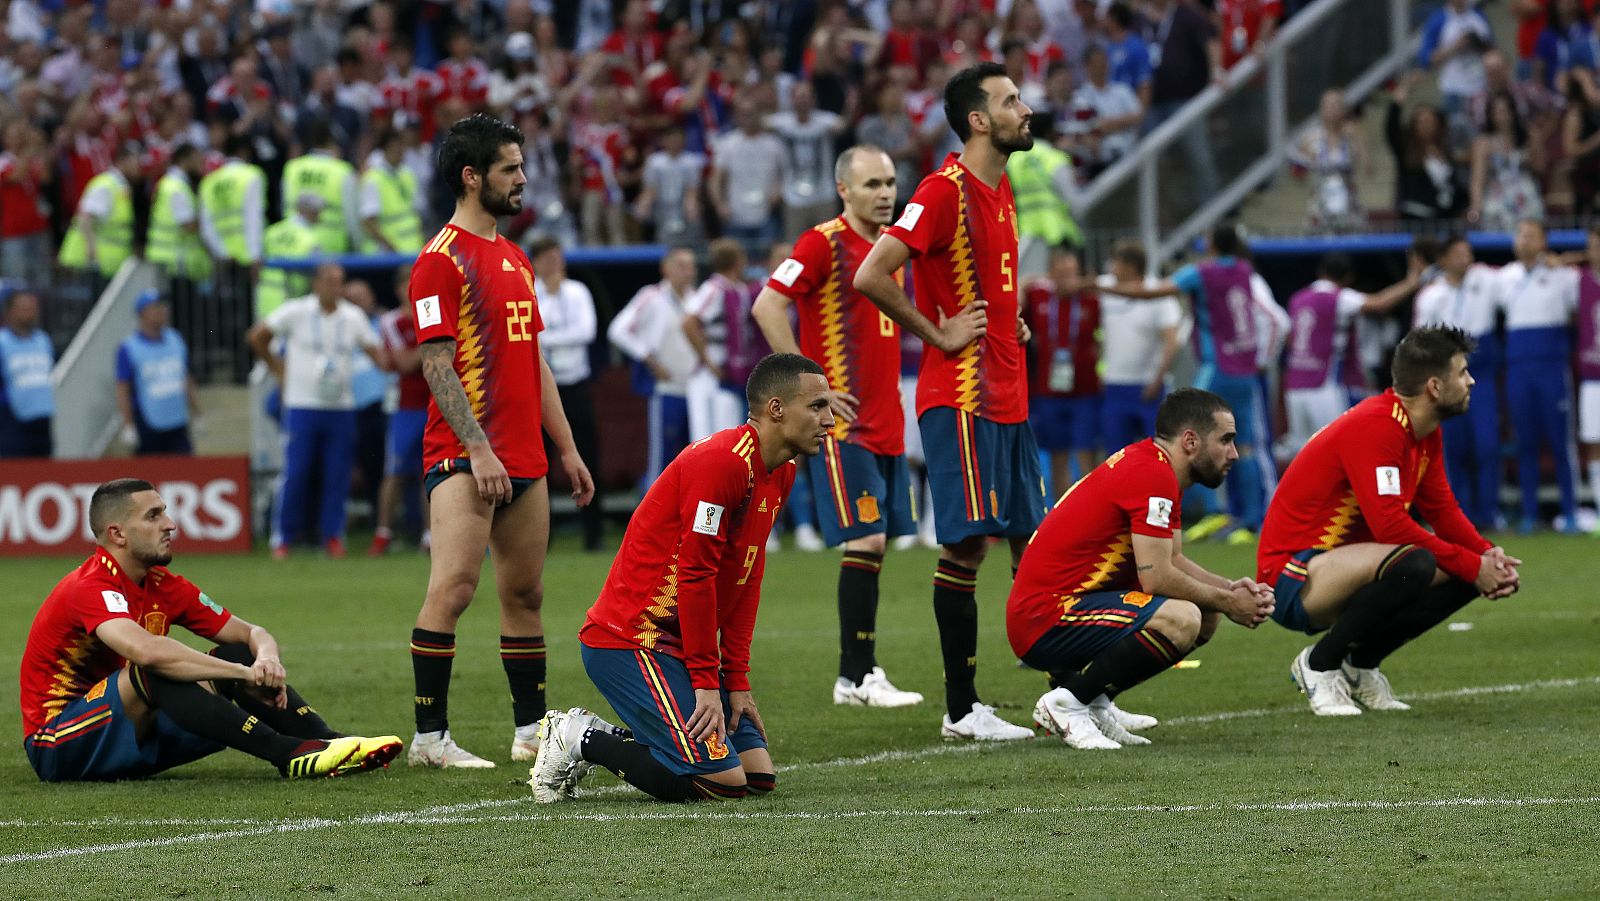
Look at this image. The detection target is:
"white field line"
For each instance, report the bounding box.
[3,673,1596,864]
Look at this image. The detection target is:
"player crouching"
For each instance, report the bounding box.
[530,354,833,802]
[1007,390,1275,749]
[20,479,402,782]
[1257,326,1520,716]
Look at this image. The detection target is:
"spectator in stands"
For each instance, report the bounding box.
[1105,2,1154,107]
[488,32,551,116]
[572,85,636,246]
[259,23,310,111]
[360,128,425,256]
[1563,75,1600,214]
[1386,78,1468,220]
[1469,48,1564,149]
[768,81,846,240]
[1532,0,1585,91]
[1215,0,1282,71]
[116,289,198,457]
[1144,0,1222,207]
[436,28,491,112]
[177,23,229,117]
[248,261,382,560]
[371,270,429,557]
[0,121,55,288]
[283,121,360,255]
[1036,59,1078,139]
[1288,88,1366,232]
[531,236,604,551]
[634,124,704,245]
[600,0,665,88]
[1069,45,1144,180]
[299,65,364,160]
[1001,37,1049,112]
[711,95,787,261]
[1416,0,1493,150]
[608,245,699,489]
[857,82,919,209]
[0,287,53,460]
[1469,93,1546,229]
[880,0,942,84]
[334,47,381,117]
[57,140,142,280]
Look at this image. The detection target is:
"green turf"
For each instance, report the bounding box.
[1,533,1598,898]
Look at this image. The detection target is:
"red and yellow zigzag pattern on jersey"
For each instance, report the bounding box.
[1315,492,1361,550]
[814,219,854,443]
[1073,534,1133,595]
[420,229,488,422]
[633,559,678,650]
[938,163,983,414]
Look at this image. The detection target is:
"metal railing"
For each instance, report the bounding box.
[1077,0,1424,270]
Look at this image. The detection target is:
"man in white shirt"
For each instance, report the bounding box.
[633,125,705,245]
[1068,46,1143,175]
[1413,234,1503,527]
[530,237,603,550]
[1095,239,1184,450]
[710,96,788,261]
[607,246,699,487]
[246,261,382,559]
[766,81,845,240]
[1417,0,1492,147]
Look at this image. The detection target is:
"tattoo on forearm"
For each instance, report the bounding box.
[1137,565,1154,573]
[420,341,487,446]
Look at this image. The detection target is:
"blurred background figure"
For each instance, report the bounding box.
[115,290,199,456]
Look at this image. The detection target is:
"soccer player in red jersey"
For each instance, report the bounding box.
[750,144,924,710]
[528,354,833,803]
[20,479,401,781]
[1009,390,1275,749]
[1258,326,1521,717]
[855,61,1048,740]
[406,114,595,769]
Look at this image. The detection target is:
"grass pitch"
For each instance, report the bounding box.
[1,533,1598,898]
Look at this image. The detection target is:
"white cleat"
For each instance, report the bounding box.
[511,723,540,761]
[941,702,1034,741]
[1087,697,1151,745]
[408,729,497,768]
[891,535,919,551]
[793,524,827,551]
[1031,688,1121,749]
[766,532,782,553]
[1341,661,1413,711]
[1093,695,1159,732]
[1290,647,1362,716]
[833,668,924,707]
[528,709,585,803]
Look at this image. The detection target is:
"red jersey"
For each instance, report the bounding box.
[1007,439,1179,656]
[600,28,665,86]
[1024,282,1101,398]
[1258,390,1491,586]
[0,152,51,238]
[766,217,905,455]
[581,425,796,691]
[435,58,490,108]
[377,67,443,140]
[378,307,429,411]
[411,225,548,478]
[20,550,232,736]
[883,153,1027,423]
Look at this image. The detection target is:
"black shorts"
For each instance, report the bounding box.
[423,458,537,504]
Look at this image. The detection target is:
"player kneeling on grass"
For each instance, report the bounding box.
[1257,326,1520,716]
[20,479,402,782]
[1007,389,1276,749]
[530,354,833,802]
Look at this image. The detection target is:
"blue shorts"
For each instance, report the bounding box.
[1269,549,1325,634]
[807,438,916,547]
[1018,589,1168,674]
[423,458,537,503]
[1101,383,1161,450]
[919,408,1049,546]
[134,425,192,456]
[385,408,427,477]
[1194,368,1264,448]
[23,671,221,782]
[1029,395,1102,453]
[581,644,766,776]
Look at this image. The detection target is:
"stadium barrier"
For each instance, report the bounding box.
[50,259,162,459]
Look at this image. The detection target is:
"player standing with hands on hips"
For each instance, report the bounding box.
[855,62,1049,741]
[406,114,595,769]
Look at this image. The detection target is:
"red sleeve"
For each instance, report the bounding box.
[1342,424,1485,583]
[1414,430,1493,558]
[764,229,829,301]
[74,575,138,636]
[675,449,753,689]
[410,249,462,344]
[1122,457,1180,539]
[163,573,233,639]
[882,176,957,258]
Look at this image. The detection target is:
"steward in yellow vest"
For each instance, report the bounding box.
[256,193,326,320]
[199,136,267,268]
[58,142,144,277]
[281,122,357,254]
[146,144,213,282]
[359,129,424,255]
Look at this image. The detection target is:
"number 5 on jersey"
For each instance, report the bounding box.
[506,299,535,342]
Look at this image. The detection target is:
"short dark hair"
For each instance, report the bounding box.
[1210,223,1245,257]
[223,132,253,160]
[1415,233,1449,264]
[527,235,561,261]
[944,61,1008,142]
[171,142,201,166]
[1111,238,1147,272]
[708,237,744,274]
[1108,1,1137,30]
[746,353,825,411]
[1155,388,1232,440]
[1318,252,1352,283]
[1391,326,1476,395]
[89,478,155,538]
[304,119,333,149]
[437,113,524,200]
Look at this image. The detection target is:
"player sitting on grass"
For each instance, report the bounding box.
[530,353,833,802]
[1008,389,1276,749]
[1258,326,1521,716]
[20,479,402,781]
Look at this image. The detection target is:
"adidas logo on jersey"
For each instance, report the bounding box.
[758,499,768,512]
[503,259,515,271]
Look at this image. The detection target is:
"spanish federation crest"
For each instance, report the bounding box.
[855,493,881,524]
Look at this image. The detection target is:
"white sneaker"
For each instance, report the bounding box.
[1031,689,1121,749]
[511,723,540,761]
[1290,647,1362,716]
[1094,695,1159,732]
[766,532,781,553]
[408,729,496,768]
[834,667,924,707]
[892,535,919,551]
[794,524,826,551]
[1087,696,1151,745]
[527,709,585,803]
[1341,661,1412,711]
[940,702,1034,741]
